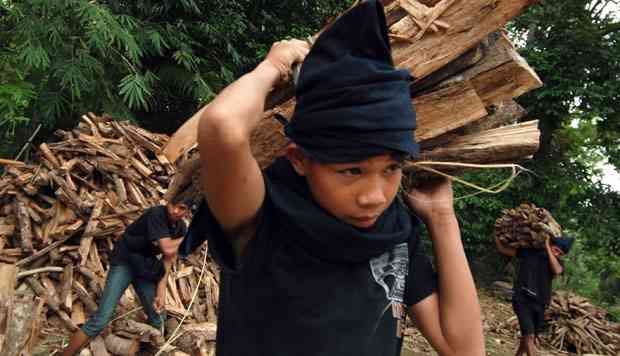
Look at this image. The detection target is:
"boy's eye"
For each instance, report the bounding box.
[385,163,403,174]
[337,167,363,176]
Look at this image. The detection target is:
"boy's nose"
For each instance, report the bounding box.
[357,184,387,207]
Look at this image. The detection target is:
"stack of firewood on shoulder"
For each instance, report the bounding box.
[494,203,563,249]
[162,0,545,187]
[0,114,221,355]
[546,291,620,355]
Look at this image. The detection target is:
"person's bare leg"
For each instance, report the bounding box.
[524,335,537,356]
[61,329,90,356]
[514,336,526,356]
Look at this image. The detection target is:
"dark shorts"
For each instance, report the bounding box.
[512,297,545,336]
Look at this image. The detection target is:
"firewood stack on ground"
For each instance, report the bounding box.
[0,114,221,355]
[494,203,563,249]
[545,291,620,355]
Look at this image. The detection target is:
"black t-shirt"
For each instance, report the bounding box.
[110,205,187,265]
[183,160,438,356]
[514,248,562,306]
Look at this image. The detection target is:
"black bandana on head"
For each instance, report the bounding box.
[284,0,419,163]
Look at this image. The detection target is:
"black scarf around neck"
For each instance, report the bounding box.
[264,157,415,263]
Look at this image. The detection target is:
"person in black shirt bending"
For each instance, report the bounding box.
[496,234,573,356]
[61,196,191,356]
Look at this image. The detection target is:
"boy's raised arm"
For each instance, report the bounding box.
[197,40,309,255]
[406,179,485,356]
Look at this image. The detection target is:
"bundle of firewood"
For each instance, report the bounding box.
[494,203,562,249]
[0,114,223,355]
[162,0,544,194]
[546,290,620,355]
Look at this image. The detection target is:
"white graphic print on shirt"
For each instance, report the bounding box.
[369,242,409,303]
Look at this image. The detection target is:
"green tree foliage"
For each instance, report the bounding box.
[509,0,620,168]
[0,0,353,153]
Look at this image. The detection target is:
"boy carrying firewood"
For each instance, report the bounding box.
[496,234,574,356]
[181,1,484,355]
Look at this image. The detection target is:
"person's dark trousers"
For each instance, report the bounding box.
[512,296,545,337]
[81,263,163,337]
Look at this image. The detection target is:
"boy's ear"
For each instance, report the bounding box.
[285,143,309,176]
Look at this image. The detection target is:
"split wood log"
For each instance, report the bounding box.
[90,336,111,356]
[0,263,17,354]
[16,266,64,279]
[72,301,86,325]
[60,265,74,313]
[79,199,104,265]
[417,120,540,165]
[25,276,77,332]
[73,280,99,314]
[78,266,104,298]
[114,319,164,345]
[1,293,44,356]
[103,334,140,356]
[15,234,74,267]
[172,322,217,355]
[0,158,26,167]
[15,197,34,252]
[79,348,93,356]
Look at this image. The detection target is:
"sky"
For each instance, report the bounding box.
[599,163,620,191]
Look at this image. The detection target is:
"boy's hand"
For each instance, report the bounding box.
[153,286,166,313]
[406,178,455,224]
[263,39,310,83]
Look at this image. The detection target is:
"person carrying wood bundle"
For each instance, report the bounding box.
[496,234,574,356]
[179,1,485,356]
[61,196,192,356]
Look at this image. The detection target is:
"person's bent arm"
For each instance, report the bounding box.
[406,180,485,356]
[545,237,563,275]
[495,236,517,257]
[197,40,309,258]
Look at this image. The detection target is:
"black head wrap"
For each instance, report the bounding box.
[553,235,575,254]
[284,0,419,163]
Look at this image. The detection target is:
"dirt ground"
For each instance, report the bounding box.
[401,289,572,356]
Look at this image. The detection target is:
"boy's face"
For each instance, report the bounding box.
[550,244,565,258]
[288,147,403,229]
[167,202,190,222]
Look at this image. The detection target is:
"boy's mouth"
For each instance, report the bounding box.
[351,215,379,228]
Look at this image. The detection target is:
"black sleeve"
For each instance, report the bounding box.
[179,199,237,270]
[147,207,173,243]
[177,220,188,239]
[405,237,438,306]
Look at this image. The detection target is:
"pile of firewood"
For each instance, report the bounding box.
[546,291,620,355]
[0,114,222,355]
[494,203,563,249]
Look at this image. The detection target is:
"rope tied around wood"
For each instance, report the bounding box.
[403,160,531,201]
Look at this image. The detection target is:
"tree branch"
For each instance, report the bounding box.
[601,21,620,37]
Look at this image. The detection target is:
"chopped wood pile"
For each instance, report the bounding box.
[0,114,221,355]
[495,202,563,249]
[162,0,544,194]
[546,291,620,355]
